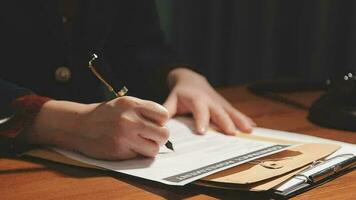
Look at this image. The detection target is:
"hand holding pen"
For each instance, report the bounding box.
[88,54,174,155]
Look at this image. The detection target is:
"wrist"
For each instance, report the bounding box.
[167,67,206,89]
[21,100,93,150]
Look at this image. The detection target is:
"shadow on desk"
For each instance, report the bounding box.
[1,151,272,200]
[0,136,270,199]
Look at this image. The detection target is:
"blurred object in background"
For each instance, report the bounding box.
[309,70,356,131]
[157,0,356,131]
[156,0,356,87]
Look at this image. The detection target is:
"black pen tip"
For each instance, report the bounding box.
[165,141,174,151]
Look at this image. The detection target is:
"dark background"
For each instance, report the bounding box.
[156,0,356,87]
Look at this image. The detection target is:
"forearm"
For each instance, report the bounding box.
[19,100,92,151]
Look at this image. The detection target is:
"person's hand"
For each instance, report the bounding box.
[24,96,169,160]
[163,68,256,135]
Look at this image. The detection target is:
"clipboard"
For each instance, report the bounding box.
[271,153,356,199]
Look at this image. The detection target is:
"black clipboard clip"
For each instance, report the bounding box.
[271,154,356,199]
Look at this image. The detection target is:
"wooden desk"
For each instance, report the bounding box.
[1,86,355,200]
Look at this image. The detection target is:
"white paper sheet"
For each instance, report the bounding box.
[54,117,292,185]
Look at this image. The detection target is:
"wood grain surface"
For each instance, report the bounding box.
[1,86,355,200]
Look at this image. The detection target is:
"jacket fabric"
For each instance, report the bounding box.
[0,0,176,119]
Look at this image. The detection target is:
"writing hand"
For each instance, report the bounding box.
[25,97,169,160]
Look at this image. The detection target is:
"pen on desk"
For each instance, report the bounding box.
[88,53,174,151]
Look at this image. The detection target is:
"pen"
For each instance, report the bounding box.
[88,53,174,151]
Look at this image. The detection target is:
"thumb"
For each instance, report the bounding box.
[163,92,178,118]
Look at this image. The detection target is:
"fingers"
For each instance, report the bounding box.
[122,110,169,157]
[163,93,178,118]
[246,116,257,127]
[190,100,210,134]
[115,96,169,125]
[210,106,237,135]
[213,95,256,133]
[129,117,168,157]
[226,107,255,133]
[137,100,169,125]
[79,96,171,160]
[115,114,168,158]
[130,136,160,158]
[190,99,255,135]
[138,118,169,145]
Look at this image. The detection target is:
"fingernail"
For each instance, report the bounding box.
[158,104,169,113]
[229,129,238,136]
[244,125,253,133]
[198,126,206,134]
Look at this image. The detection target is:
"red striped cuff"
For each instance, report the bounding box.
[0,95,52,138]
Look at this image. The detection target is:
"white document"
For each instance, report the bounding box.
[54,117,292,186]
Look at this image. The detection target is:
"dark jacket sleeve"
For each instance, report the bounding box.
[104,0,181,102]
[0,78,32,119]
[0,80,50,155]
